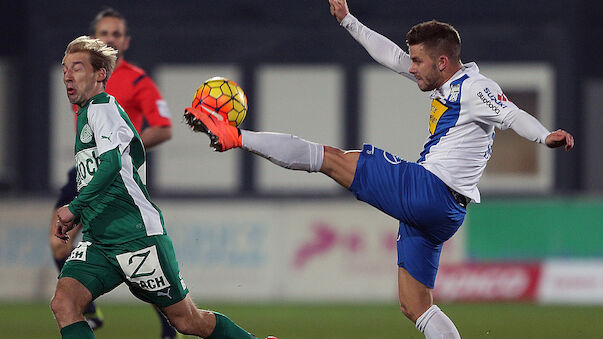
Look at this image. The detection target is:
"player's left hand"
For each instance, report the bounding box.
[545,129,574,151]
[55,205,76,243]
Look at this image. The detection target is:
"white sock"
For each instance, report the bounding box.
[240,130,324,172]
[415,305,461,339]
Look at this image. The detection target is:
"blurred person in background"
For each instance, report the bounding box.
[52,35,274,339]
[184,0,574,338]
[47,7,175,338]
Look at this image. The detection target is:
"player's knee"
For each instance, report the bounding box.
[170,310,214,337]
[398,301,413,321]
[169,316,197,336]
[398,299,423,323]
[50,292,73,319]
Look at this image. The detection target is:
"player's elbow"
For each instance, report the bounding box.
[157,126,172,144]
[163,126,173,141]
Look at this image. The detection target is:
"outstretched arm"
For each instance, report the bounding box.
[503,109,574,151]
[329,0,415,80]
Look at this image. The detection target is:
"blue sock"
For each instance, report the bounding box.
[83,301,97,316]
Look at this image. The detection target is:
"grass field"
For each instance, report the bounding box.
[2,302,601,338]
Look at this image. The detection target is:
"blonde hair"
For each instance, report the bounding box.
[64,36,117,86]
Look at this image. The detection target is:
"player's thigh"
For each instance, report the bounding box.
[320,146,360,188]
[396,221,443,289]
[59,241,124,300]
[398,266,433,322]
[116,235,189,308]
[348,144,413,220]
[52,276,93,312]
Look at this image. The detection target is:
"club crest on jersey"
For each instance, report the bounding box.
[116,245,171,292]
[80,124,93,143]
[429,99,448,135]
[448,84,461,102]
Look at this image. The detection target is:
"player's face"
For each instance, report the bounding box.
[62,52,105,107]
[408,43,442,92]
[94,17,130,59]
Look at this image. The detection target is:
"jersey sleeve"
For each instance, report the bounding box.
[466,79,520,129]
[132,76,172,127]
[340,14,415,81]
[88,102,136,155]
[68,147,121,217]
[501,109,550,144]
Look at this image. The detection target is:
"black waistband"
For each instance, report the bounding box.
[446,186,470,208]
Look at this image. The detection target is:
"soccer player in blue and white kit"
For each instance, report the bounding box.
[185,1,574,337]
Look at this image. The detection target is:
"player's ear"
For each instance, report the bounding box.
[438,55,448,72]
[123,36,131,52]
[97,68,107,83]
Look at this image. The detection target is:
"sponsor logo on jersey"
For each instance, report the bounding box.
[480,88,508,112]
[477,90,502,114]
[429,99,448,134]
[484,88,508,108]
[80,124,93,143]
[116,245,171,292]
[75,148,101,191]
[66,241,92,262]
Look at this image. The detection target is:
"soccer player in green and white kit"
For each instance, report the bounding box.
[51,36,275,339]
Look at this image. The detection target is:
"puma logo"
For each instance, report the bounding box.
[101,133,112,142]
[157,288,172,299]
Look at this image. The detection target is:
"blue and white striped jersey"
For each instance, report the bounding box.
[341,14,550,203]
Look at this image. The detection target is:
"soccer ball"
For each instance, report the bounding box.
[191,76,247,127]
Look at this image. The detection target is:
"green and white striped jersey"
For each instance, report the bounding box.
[70,92,165,244]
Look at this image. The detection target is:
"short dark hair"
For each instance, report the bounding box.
[406,20,461,62]
[89,8,129,36]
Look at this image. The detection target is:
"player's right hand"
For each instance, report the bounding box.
[55,205,76,243]
[54,220,73,243]
[329,0,350,23]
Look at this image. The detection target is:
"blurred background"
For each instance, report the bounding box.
[0,0,602,338]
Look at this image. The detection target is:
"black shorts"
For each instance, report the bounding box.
[55,167,77,208]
